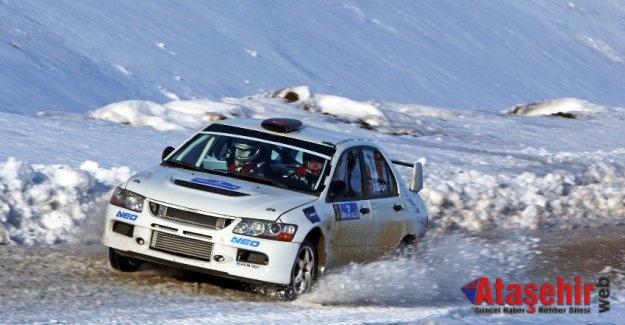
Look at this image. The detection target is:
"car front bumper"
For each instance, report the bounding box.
[101,204,299,285]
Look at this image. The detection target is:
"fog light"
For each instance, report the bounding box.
[135,237,145,245]
[112,221,134,237]
[236,249,268,265]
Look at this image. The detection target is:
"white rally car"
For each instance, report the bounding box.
[102,117,428,298]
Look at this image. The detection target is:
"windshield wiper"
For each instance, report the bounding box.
[227,171,289,190]
[161,160,205,172]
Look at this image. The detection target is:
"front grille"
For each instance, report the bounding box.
[150,230,213,261]
[157,205,232,229]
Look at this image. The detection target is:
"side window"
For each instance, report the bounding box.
[331,149,363,200]
[362,149,398,198]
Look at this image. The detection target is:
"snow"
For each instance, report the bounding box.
[1,1,624,323]
[3,1,625,114]
[508,98,603,116]
[1,96,624,322]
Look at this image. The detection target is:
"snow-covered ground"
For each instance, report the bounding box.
[1,0,625,323]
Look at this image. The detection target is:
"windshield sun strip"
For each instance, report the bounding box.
[202,124,336,157]
[198,131,333,160]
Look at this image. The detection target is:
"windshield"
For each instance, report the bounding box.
[163,133,330,194]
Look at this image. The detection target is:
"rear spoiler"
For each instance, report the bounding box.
[391,160,424,193]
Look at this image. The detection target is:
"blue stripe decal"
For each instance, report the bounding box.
[191,178,241,190]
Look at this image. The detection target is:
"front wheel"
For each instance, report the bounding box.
[283,240,317,300]
[109,248,143,272]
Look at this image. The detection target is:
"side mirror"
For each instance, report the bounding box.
[409,162,423,193]
[327,180,347,201]
[162,146,175,161]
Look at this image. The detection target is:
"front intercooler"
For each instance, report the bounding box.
[150,230,213,261]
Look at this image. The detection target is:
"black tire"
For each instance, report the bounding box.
[109,248,143,272]
[282,239,317,300]
[395,237,419,259]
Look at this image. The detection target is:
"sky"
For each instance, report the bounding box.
[0,1,624,323]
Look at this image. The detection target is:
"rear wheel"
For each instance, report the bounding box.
[109,248,143,272]
[282,240,316,300]
[395,237,419,259]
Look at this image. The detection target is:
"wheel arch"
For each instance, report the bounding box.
[304,226,326,275]
[399,233,420,246]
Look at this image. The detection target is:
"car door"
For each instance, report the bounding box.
[360,148,407,260]
[326,148,371,266]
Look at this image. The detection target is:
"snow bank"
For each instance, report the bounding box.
[0,157,132,245]
[89,99,250,131]
[423,151,625,232]
[508,98,603,116]
[89,87,394,132]
[3,149,623,246]
[88,89,446,132]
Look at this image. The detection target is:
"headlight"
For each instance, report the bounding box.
[233,218,297,242]
[109,187,144,212]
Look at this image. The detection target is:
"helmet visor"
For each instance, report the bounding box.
[234,142,260,162]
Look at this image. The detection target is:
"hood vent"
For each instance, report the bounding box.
[174,179,249,197]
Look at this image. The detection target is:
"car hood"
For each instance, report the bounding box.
[123,166,316,221]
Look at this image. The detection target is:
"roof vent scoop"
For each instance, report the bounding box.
[261,118,303,133]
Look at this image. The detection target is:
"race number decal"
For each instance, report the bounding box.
[333,202,360,221]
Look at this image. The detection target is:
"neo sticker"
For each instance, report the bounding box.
[231,236,260,247]
[115,210,138,221]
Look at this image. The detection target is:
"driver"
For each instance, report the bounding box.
[229,141,269,177]
[294,152,325,187]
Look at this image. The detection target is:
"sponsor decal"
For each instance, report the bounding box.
[303,206,321,223]
[115,210,138,221]
[191,178,241,190]
[333,202,360,221]
[462,276,610,315]
[231,236,260,247]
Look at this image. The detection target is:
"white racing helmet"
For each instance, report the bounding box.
[234,141,263,163]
